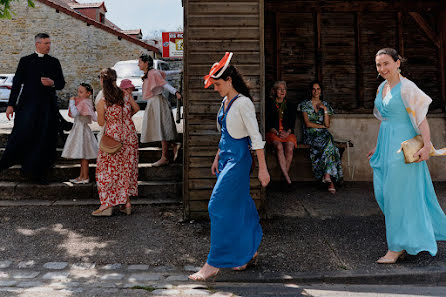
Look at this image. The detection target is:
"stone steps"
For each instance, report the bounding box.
[0,132,183,148]
[0,163,182,182]
[0,180,182,202]
[0,147,183,164]
[0,130,184,204]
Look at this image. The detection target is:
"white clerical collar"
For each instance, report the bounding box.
[35,51,44,58]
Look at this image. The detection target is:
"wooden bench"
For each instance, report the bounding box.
[266,139,353,182]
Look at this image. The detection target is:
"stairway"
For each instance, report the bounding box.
[0,132,183,205]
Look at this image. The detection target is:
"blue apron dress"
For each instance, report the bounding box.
[370,82,446,256]
[207,95,263,268]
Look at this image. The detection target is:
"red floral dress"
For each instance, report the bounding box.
[96,96,138,207]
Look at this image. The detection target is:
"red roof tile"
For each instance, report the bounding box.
[121,29,142,35]
[69,2,107,12]
[36,0,159,53]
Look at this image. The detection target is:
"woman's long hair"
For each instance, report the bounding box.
[218,65,253,101]
[140,54,154,81]
[100,68,124,106]
[308,80,323,100]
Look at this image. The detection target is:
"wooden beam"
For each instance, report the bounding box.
[397,12,405,57]
[183,0,190,219]
[266,1,443,13]
[355,12,363,109]
[259,0,267,216]
[440,10,446,110]
[315,11,322,82]
[275,11,281,80]
[408,12,440,48]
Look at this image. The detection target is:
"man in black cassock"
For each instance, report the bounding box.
[0,33,65,184]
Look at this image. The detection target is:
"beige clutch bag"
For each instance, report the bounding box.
[399,135,424,163]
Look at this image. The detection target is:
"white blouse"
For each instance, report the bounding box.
[216,95,265,150]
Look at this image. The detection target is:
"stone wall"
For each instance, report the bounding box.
[163,59,183,91]
[329,115,446,181]
[0,1,155,106]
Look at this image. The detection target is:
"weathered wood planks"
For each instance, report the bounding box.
[265,0,444,113]
[184,0,265,219]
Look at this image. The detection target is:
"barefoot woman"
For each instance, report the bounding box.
[189,53,270,281]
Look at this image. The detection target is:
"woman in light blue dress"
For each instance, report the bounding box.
[368,48,446,264]
[189,53,270,281]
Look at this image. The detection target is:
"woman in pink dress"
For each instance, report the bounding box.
[93,68,140,216]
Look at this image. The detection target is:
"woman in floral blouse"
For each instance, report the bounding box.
[297,81,343,194]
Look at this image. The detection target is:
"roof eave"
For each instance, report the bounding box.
[38,0,157,52]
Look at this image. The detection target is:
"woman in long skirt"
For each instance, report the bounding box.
[189,52,270,281]
[93,68,139,216]
[138,54,181,166]
[368,48,446,263]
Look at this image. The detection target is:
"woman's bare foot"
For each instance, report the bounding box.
[188,263,219,281]
[172,143,181,162]
[284,173,292,184]
[328,182,336,194]
[151,156,169,167]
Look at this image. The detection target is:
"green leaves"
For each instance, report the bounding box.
[0,0,34,19]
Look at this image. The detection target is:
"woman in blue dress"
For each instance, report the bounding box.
[368,48,446,264]
[189,53,270,281]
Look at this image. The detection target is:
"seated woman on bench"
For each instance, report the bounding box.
[265,81,297,184]
[297,81,343,194]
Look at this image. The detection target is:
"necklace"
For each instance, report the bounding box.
[275,99,287,119]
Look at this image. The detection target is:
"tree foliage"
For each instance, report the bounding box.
[0,0,34,19]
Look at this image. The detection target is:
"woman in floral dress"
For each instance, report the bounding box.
[93,68,140,216]
[297,81,343,194]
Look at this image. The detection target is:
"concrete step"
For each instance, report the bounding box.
[0,180,182,201]
[0,132,183,148]
[0,147,183,164]
[0,163,182,182]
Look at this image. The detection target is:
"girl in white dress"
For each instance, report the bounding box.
[62,83,98,183]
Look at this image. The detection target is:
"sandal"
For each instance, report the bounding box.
[119,204,132,215]
[91,207,112,216]
[232,252,258,271]
[188,270,219,282]
[328,183,336,194]
[322,177,332,184]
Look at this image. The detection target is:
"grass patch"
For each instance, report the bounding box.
[130,285,156,292]
[206,286,217,293]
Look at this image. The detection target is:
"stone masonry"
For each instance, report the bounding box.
[0,1,160,106]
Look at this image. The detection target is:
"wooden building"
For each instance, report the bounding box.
[183,0,446,219]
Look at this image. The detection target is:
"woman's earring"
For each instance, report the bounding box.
[377,73,381,79]
[398,68,401,73]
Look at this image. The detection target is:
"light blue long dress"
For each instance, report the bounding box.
[207,95,263,268]
[370,82,446,256]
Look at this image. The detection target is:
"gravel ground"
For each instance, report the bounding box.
[1,204,446,275]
